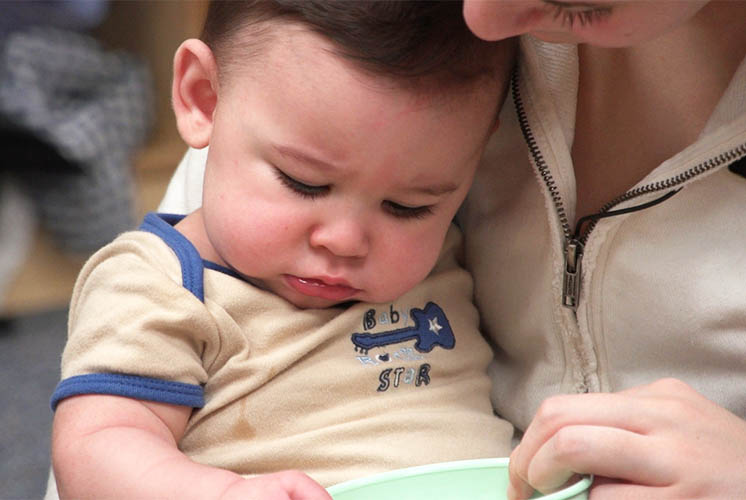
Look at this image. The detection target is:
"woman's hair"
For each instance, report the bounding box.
[201,0,516,90]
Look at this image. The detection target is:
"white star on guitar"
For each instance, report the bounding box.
[428,317,443,335]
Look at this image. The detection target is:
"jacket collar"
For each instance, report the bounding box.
[517,35,746,193]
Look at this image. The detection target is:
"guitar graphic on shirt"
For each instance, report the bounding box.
[351,302,455,354]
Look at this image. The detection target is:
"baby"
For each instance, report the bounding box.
[50,1,516,498]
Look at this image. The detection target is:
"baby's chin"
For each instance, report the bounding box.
[278,289,363,310]
[287,296,352,310]
[283,290,404,311]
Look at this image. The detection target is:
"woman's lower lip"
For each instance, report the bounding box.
[284,275,359,301]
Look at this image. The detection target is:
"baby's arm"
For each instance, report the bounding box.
[52,393,330,500]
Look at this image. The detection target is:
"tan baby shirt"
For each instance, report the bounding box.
[53,213,513,487]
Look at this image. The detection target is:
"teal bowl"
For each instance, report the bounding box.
[327,458,591,500]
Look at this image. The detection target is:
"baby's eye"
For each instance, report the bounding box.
[274,168,329,199]
[382,200,434,220]
[544,1,613,27]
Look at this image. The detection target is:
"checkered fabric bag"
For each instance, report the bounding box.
[0,27,153,253]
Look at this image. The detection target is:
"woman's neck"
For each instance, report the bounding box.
[570,0,746,220]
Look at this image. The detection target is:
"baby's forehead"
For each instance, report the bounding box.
[219,25,467,99]
[223,21,504,105]
[206,1,515,94]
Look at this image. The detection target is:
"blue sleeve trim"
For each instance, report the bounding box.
[50,373,205,411]
[139,212,205,302]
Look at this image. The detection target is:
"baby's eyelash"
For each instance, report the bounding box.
[273,167,433,219]
[273,168,329,199]
[383,201,434,220]
[547,3,612,27]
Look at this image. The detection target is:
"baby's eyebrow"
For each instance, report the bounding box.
[272,144,341,172]
[273,142,458,196]
[407,182,459,197]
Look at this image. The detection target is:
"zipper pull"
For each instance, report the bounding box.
[562,239,584,309]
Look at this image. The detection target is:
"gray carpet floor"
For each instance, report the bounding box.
[0,308,68,500]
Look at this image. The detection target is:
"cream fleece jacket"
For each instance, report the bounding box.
[459,37,746,431]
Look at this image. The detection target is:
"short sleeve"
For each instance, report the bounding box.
[51,232,219,409]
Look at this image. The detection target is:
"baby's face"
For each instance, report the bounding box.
[200,25,501,308]
[463,0,708,47]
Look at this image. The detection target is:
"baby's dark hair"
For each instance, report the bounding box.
[201,0,516,92]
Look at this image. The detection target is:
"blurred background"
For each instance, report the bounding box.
[0,1,207,497]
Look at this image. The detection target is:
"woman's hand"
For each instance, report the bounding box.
[507,378,746,499]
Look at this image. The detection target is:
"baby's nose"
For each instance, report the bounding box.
[309,216,370,258]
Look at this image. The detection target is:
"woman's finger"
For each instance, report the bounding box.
[507,446,535,500]
[511,379,702,487]
[587,479,669,500]
[510,392,648,488]
[526,424,673,492]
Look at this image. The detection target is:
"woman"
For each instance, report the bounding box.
[458,1,746,498]
[160,1,746,498]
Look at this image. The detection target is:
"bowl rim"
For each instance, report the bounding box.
[326,457,593,499]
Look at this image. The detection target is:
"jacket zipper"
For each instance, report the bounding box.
[511,70,746,310]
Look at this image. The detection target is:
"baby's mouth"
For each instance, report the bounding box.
[285,275,360,301]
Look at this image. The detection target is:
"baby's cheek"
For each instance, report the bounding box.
[395,245,441,290]
[367,223,445,299]
[214,218,274,269]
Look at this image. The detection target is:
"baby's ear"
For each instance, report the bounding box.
[172,39,218,148]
